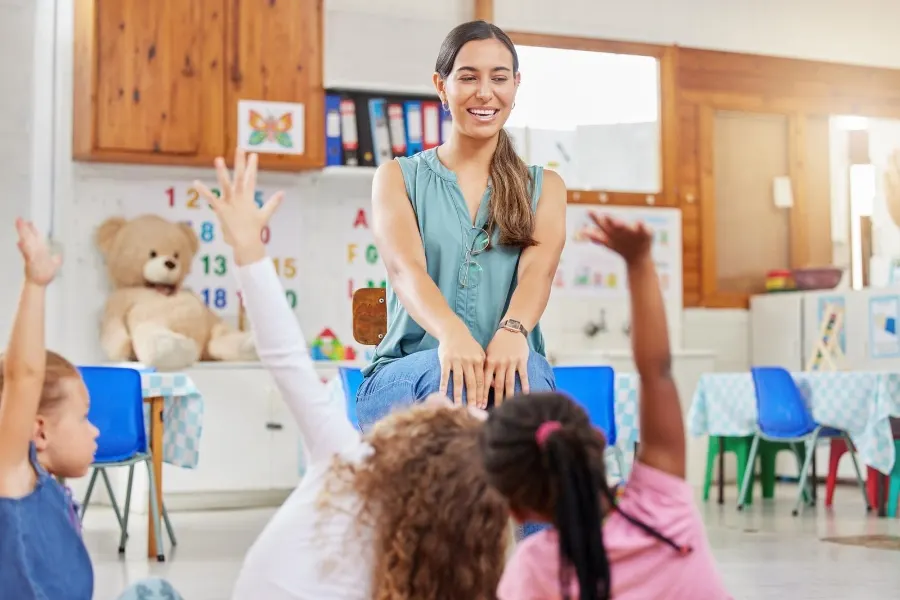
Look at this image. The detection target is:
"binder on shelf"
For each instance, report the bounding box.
[422,101,441,150]
[440,108,452,144]
[404,100,423,155]
[368,98,393,167]
[387,102,407,158]
[354,97,375,167]
[325,94,343,166]
[338,98,359,166]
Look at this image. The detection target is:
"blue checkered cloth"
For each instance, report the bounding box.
[688,371,900,474]
[141,372,204,469]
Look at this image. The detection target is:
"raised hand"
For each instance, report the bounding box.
[581,212,652,265]
[194,148,284,264]
[16,218,61,286]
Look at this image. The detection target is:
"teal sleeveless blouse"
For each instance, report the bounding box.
[362,148,546,377]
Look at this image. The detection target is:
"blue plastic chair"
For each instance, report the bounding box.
[338,367,364,429]
[738,367,869,516]
[552,365,628,479]
[78,366,176,560]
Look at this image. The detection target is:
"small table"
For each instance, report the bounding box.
[139,372,204,559]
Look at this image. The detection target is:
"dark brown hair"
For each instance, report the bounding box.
[0,350,80,413]
[435,20,537,248]
[325,403,509,600]
[481,392,686,600]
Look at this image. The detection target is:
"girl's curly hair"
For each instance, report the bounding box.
[325,402,510,600]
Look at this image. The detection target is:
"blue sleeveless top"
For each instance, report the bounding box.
[363,148,546,377]
[0,444,93,599]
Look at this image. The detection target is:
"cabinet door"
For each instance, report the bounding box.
[73,0,226,165]
[224,0,325,170]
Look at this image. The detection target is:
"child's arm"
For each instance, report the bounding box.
[0,220,61,487]
[195,150,361,467]
[584,214,686,478]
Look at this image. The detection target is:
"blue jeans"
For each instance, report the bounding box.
[356,348,555,432]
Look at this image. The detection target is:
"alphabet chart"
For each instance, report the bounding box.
[151,182,302,320]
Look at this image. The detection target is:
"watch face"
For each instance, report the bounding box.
[506,320,521,329]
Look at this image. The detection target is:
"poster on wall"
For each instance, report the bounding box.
[555,205,682,302]
[868,295,900,358]
[118,182,303,325]
[237,99,305,155]
[817,296,847,355]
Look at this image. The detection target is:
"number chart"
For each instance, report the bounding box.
[158,183,302,320]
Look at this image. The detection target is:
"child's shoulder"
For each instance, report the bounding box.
[500,530,562,599]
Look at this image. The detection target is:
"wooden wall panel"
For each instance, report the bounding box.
[804,115,834,268]
[678,103,701,306]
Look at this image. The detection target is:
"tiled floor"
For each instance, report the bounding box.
[87,485,900,600]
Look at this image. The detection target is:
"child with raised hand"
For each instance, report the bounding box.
[195,149,510,600]
[0,220,182,600]
[481,213,732,600]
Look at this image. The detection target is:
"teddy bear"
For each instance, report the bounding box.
[95,214,257,371]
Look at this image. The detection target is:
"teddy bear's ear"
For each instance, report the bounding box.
[179,222,200,255]
[95,217,127,256]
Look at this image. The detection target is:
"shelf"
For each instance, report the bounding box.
[319,165,378,178]
[325,81,438,99]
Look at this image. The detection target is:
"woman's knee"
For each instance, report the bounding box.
[525,351,555,392]
[356,350,442,430]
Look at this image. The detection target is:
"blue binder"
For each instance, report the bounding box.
[404,100,423,155]
[324,94,342,166]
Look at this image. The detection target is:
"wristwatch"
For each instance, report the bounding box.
[499,319,528,336]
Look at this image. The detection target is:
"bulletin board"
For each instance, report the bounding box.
[118,181,303,321]
[555,205,682,305]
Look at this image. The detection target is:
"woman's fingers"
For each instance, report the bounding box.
[439,358,451,398]
[452,360,465,405]
[482,362,496,410]
[504,367,516,402]
[493,365,507,406]
[464,362,479,408]
[518,359,530,395]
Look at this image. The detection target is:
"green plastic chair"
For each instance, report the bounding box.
[703,435,806,504]
[886,440,900,518]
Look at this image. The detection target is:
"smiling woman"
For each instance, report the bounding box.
[355,20,567,434]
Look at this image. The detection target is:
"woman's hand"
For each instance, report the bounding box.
[581,212,652,266]
[16,219,61,286]
[194,148,284,265]
[438,325,486,406]
[483,329,530,408]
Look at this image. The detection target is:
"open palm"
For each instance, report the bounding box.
[16,218,61,285]
[581,212,652,264]
[194,148,284,251]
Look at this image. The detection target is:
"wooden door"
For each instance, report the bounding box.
[224,0,325,170]
[73,0,226,165]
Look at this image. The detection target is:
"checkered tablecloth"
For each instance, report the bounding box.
[141,372,204,469]
[688,371,900,474]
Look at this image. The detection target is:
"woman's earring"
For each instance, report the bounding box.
[441,100,449,111]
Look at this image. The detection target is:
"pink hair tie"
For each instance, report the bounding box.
[535,421,562,447]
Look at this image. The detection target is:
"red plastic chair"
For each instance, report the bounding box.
[824,438,885,507]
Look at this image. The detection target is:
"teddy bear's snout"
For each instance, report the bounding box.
[164,259,176,270]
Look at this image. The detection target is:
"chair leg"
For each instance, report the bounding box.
[145,458,165,562]
[737,435,761,511]
[793,434,819,517]
[702,436,717,502]
[162,503,177,547]
[824,438,845,507]
[843,433,872,512]
[79,468,100,521]
[118,464,135,553]
[99,468,126,531]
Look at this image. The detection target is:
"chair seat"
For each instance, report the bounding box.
[819,427,843,438]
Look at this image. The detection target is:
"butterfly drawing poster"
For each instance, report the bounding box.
[237,100,305,155]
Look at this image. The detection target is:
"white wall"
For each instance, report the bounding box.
[17,0,900,367]
[496,0,900,69]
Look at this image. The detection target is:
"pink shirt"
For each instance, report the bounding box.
[498,462,732,600]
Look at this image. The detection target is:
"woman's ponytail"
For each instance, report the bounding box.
[541,426,610,600]
[488,129,537,248]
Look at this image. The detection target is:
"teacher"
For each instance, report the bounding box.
[356,20,566,431]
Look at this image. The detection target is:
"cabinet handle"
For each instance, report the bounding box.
[265,422,283,431]
[230,0,243,85]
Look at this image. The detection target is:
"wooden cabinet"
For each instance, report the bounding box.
[224,0,324,170]
[73,0,324,170]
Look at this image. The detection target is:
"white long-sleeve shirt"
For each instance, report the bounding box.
[231,258,374,600]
